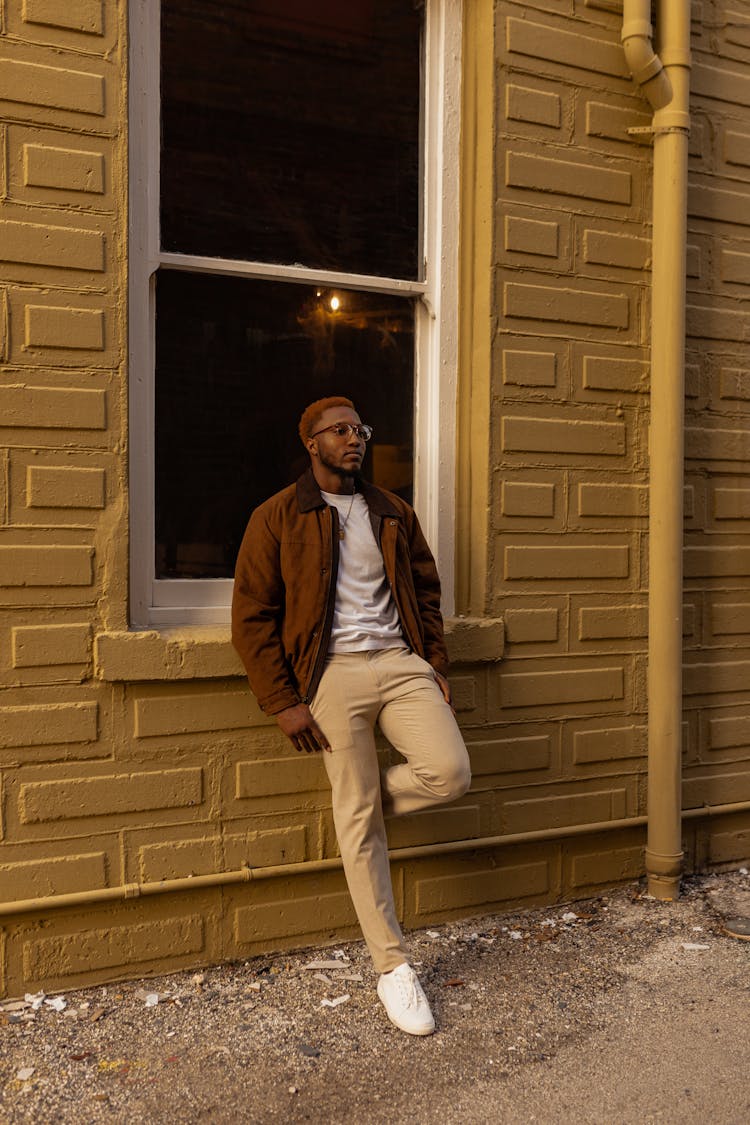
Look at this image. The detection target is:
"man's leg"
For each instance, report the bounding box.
[310,654,408,975]
[372,648,472,817]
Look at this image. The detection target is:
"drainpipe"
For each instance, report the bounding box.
[622,1,691,899]
[1,801,748,921]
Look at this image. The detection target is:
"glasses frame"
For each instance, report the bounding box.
[309,422,373,442]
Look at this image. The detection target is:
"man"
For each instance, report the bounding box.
[232,396,471,1036]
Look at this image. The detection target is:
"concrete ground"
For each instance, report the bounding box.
[1,870,748,1124]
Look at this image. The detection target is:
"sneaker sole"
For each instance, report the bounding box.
[377,983,435,1036]
[384,1010,435,1036]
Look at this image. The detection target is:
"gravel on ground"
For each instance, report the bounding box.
[1,870,749,1124]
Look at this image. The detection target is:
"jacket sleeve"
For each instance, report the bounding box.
[405,509,450,677]
[231,506,301,715]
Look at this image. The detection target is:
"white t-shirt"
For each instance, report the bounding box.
[321,490,404,652]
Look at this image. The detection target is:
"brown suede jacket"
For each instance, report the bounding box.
[231,467,449,715]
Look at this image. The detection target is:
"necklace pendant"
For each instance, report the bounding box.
[338,529,345,540]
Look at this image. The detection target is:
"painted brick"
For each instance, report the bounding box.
[136,691,265,738]
[138,837,220,882]
[23,143,105,193]
[707,828,750,865]
[0,221,104,271]
[415,860,549,915]
[577,483,647,517]
[708,714,750,752]
[469,734,551,775]
[725,17,750,49]
[586,100,651,145]
[0,851,106,901]
[504,283,629,328]
[721,250,750,284]
[501,666,624,708]
[0,701,97,749]
[12,624,91,667]
[689,185,750,230]
[0,546,93,587]
[450,675,477,714]
[502,481,555,518]
[684,548,750,578]
[571,844,644,889]
[714,488,750,521]
[724,130,750,167]
[236,757,326,800]
[684,661,750,697]
[0,59,105,115]
[504,609,559,644]
[507,151,631,205]
[505,545,629,581]
[711,603,750,635]
[686,243,702,279]
[0,385,106,430]
[503,349,557,387]
[24,916,204,982]
[95,630,245,682]
[224,826,307,869]
[23,0,104,35]
[573,725,646,764]
[720,369,750,401]
[583,354,649,393]
[503,416,626,456]
[683,771,750,808]
[0,290,8,361]
[692,63,750,109]
[27,465,105,508]
[235,891,356,944]
[506,18,627,79]
[583,229,650,270]
[506,83,560,128]
[386,805,481,849]
[505,215,558,257]
[25,305,105,349]
[578,605,647,641]
[686,427,750,462]
[504,787,627,833]
[20,767,204,823]
[445,617,505,663]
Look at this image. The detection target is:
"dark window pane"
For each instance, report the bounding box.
[161,0,422,279]
[155,270,414,578]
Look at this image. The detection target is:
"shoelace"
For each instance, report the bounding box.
[394,967,421,1008]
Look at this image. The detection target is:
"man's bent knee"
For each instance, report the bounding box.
[435,754,471,803]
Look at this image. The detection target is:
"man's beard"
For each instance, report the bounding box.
[318,450,361,479]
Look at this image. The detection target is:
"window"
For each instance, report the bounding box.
[130,0,460,625]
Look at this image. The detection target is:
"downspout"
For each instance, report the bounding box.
[622,2,691,899]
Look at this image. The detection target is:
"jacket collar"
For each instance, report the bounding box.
[295,466,401,518]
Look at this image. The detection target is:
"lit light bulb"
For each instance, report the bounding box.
[329,295,340,311]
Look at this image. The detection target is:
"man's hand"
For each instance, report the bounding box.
[433,670,455,712]
[275,703,331,753]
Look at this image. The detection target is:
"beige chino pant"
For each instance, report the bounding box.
[310,647,471,974]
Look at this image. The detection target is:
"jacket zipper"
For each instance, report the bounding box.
[302,505,339,703]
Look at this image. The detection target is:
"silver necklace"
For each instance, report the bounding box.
[336,492,356,540]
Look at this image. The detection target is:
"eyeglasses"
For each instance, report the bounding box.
[310,422,373,442]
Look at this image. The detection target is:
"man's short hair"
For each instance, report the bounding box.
[298,396,355,445]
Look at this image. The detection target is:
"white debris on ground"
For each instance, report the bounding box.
[0,871,748,1124]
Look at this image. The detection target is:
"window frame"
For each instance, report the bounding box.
[128,0,461,627]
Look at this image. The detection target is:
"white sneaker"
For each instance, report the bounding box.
[377,962,435,1036]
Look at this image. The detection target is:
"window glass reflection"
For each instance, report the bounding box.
[161,0,422,278]
[155,271,415,578]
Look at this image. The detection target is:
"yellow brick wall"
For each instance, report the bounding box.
[0,0,749,998]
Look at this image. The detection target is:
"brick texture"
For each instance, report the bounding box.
[0,0,748,1001]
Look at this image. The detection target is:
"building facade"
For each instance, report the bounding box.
[1,0,749,996]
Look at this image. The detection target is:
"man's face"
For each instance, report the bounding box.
[307,405,366,477]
